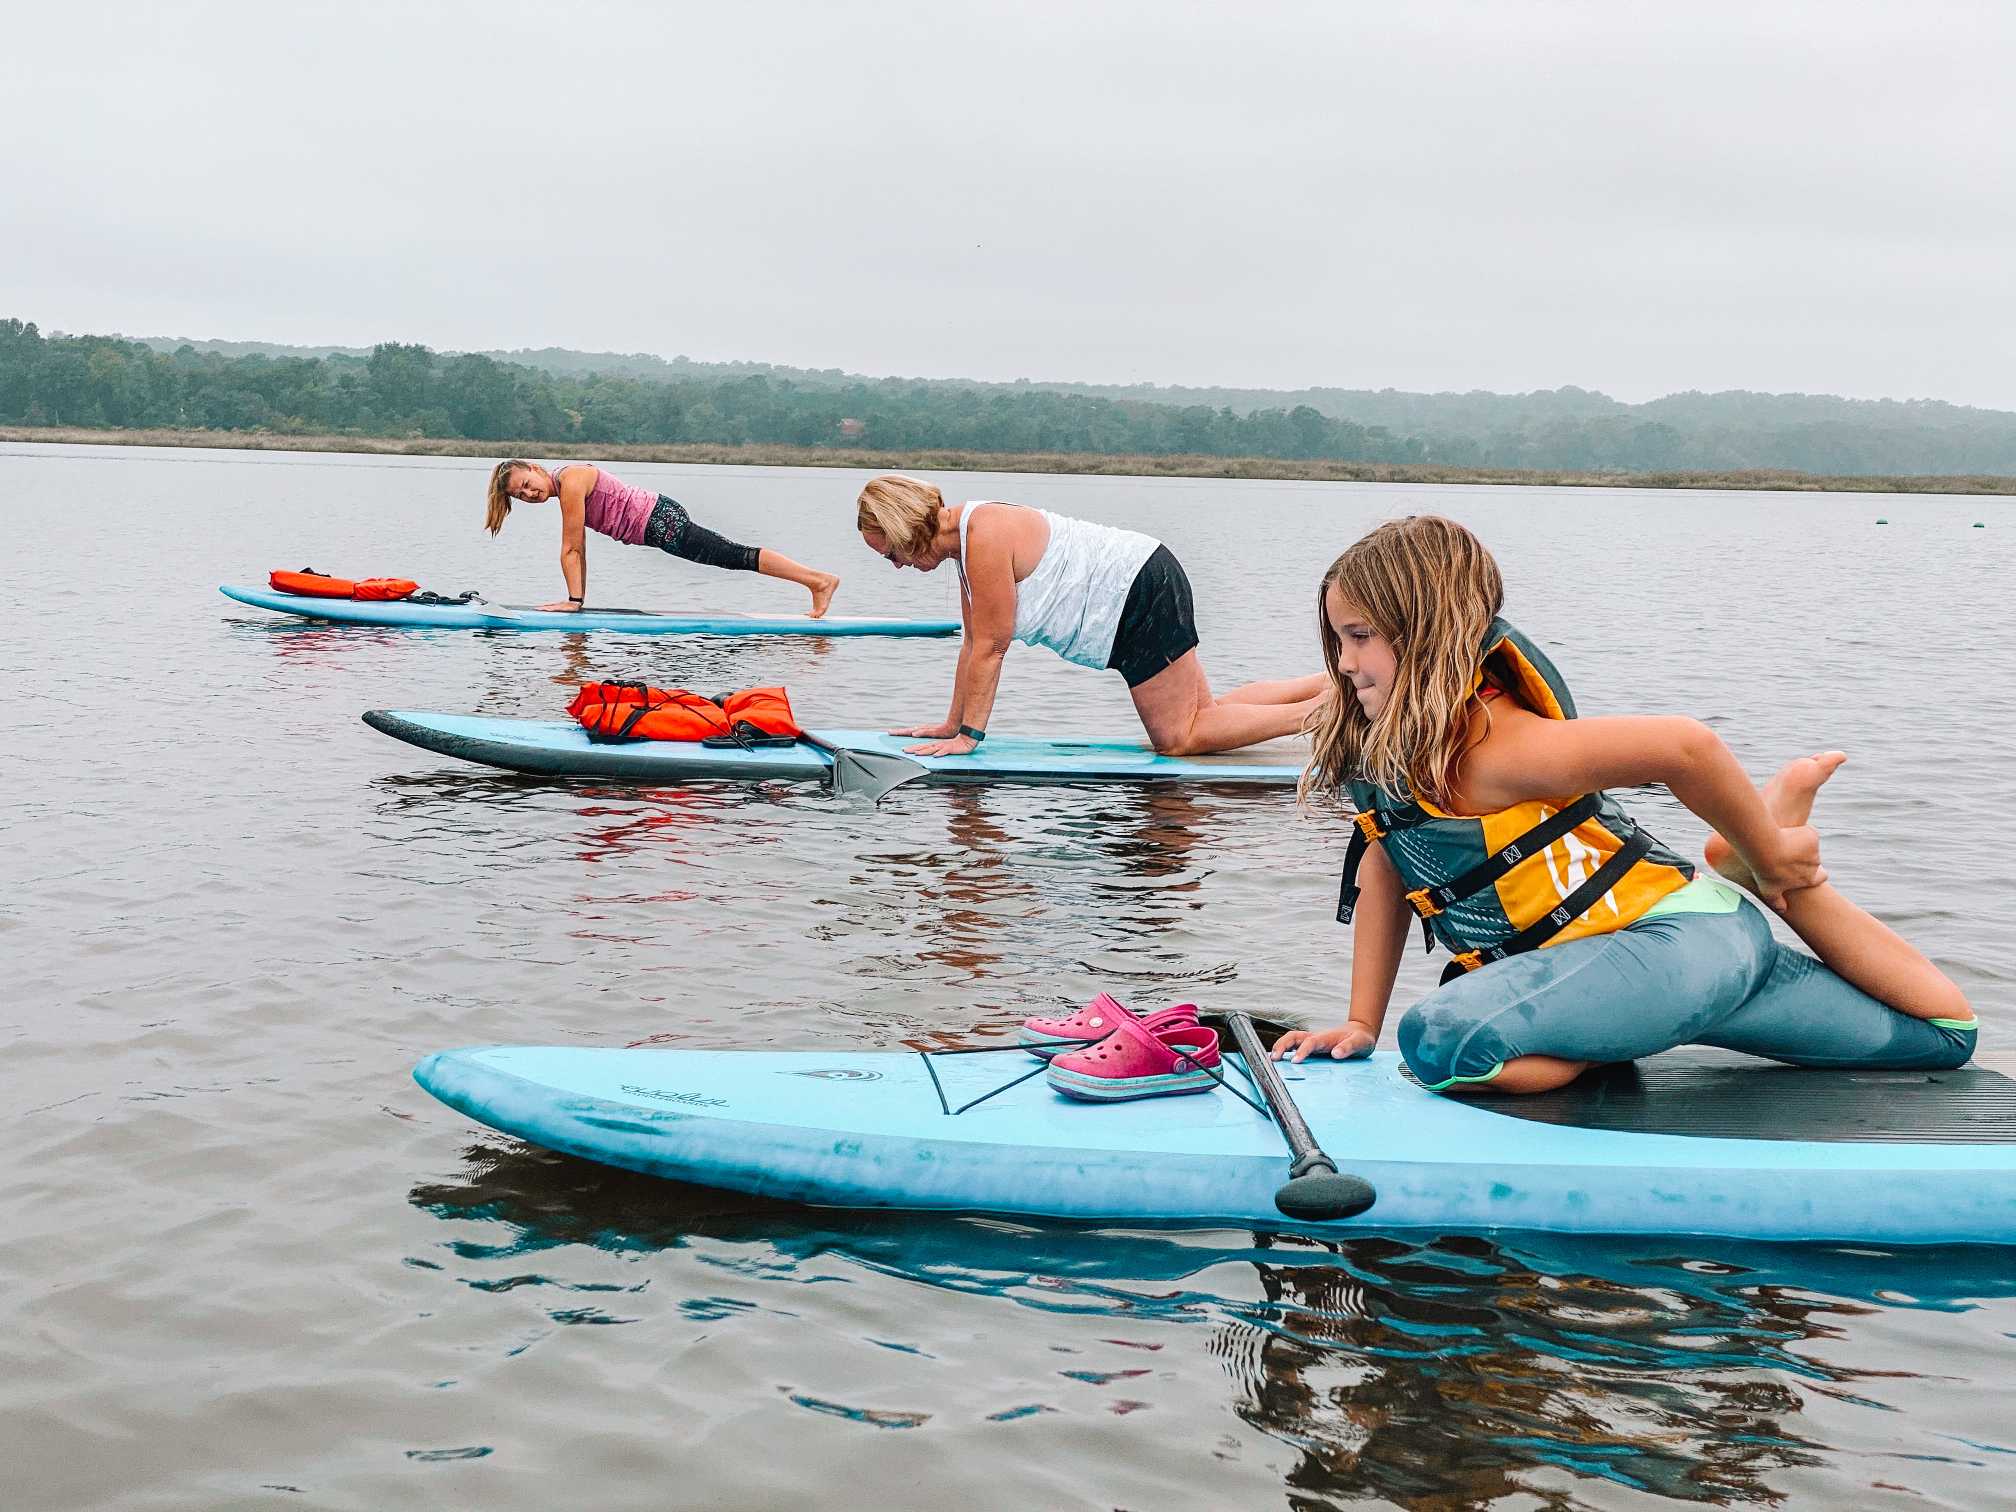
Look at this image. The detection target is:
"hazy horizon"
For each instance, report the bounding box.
[8,2,2012,409]
[43,323,2003,416]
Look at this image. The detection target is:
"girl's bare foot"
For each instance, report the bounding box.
[1704,750,1847,895]
[808,573,839,619]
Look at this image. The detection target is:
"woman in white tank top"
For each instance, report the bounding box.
[855,474,1325,757]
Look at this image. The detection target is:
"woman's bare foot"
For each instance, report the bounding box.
[808,573,839,619]
[1704,750,1848,894]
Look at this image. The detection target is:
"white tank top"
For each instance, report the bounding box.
[956,503,1161,670]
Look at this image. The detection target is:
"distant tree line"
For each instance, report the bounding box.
[7,318,2016,475]
[0,320,1425,464]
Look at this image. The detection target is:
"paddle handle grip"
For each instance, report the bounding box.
[1224,1013,1336,1174]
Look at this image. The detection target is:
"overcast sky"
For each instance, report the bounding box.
[7,1,2013,407]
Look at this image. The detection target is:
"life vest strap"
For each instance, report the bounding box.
[1442,826,1656,977]
[1337,801,1441,923]
[1336,825,1369,923]
[590,681,660,744]
[1402,794,1601,920]
[1337,792,1600,929]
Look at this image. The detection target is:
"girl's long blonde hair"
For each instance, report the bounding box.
[1301,515,1504,810]
[855,474,944,559]
[485,459,536,535]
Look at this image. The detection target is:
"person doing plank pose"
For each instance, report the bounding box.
[856,474,1324,756]
[488,461,839,616]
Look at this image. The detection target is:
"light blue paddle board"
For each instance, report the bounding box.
[413,1045,2016,1245]
[362,710,1307,786]
[221,583,957,637]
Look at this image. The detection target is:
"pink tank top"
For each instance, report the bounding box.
[561,465,658,546]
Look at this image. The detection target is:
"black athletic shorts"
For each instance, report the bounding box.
[1106,544,1200,689]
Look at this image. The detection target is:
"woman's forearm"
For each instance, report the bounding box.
[957,642,1011,732]
[560,546,585,601]
[942,639,976,726]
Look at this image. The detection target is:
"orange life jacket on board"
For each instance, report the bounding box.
[269,569,420,601]
[567,683,800,744]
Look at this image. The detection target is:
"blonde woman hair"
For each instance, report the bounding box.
[1302,515,1505,811]
[485,459,537,536]
[855,474,944,559]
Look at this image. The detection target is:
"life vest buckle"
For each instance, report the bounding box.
[1353,811,1386,843]
[1404,886,1444,919]
[1450,950,1483,974]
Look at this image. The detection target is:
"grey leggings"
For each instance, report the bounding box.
[1397,897,1976,1089]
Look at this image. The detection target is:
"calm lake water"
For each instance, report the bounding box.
[4,443,2013,1510]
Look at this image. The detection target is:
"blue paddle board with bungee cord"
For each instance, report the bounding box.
[220,583,957,637]
[362,710,1308,788]
[412,1041,2016,1245]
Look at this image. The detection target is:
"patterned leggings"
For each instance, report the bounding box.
[641,496,762,573]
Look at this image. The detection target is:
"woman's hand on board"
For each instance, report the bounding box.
[1271,1024,1377,1063]
[903,734,980,757]
[889,721,958,739]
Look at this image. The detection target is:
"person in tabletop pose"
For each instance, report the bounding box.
[855,474,1325,756]
[487,460,839,616]
[1273,514,1975,1092]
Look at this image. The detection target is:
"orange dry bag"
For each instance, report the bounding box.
[352,577,420,600]
[567,682,733,743]
[270,568,354,598]
[269,568,418,600]
[719,686,800,738]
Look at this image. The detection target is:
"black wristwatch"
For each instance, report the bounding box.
[957,724,987,743]
[568,595,584,604]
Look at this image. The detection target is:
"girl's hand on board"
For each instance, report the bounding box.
[1271,1024,1376,1063]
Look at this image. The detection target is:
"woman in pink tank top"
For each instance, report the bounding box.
[484,460,840,616]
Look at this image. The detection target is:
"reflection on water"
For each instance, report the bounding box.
[9,449,2014,1507]
[412,1138,2016,1509]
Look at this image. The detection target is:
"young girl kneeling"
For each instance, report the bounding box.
[1274,516,1976,1093]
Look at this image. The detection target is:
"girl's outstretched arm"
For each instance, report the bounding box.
[1275,840,1410,1062]
[1462,707,1821,908]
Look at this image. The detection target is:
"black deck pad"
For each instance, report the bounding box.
[1199,1014,1296,1051]
[1419,1047,2016,1144]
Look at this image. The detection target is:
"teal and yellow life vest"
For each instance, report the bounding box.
[1337,618,1694,978]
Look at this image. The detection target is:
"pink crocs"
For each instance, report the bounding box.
[1019,993,1199,1059]
[1045,1011,1222,1102]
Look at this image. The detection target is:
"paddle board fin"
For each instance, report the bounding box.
[823,744,928,804]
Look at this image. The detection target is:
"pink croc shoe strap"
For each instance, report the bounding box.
[1026,995,1198,1038]
[1136,1003,1201,1035]
[1103,1006,1220,1073]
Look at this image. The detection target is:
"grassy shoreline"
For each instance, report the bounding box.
[3,424,2012,497]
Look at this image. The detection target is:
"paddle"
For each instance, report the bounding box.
[1222,1012,1378,1221]
[709,721,929,804]
[799,731,931,804]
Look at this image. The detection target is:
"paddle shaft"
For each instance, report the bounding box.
[1225,1012,1338,1179]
